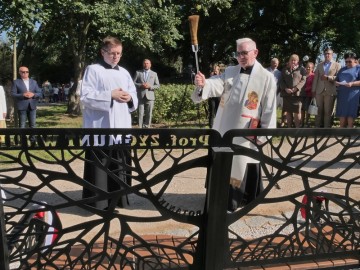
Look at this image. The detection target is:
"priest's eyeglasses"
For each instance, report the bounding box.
[102,49,122,57]
[236,50,254,57]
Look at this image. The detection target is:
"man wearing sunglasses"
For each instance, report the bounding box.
[11,66,42,145]
[192,38,277,212]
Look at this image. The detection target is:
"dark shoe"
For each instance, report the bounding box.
[103,207,119,213]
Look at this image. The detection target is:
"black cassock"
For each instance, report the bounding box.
[82,149,132,210]
[227,163,263,212]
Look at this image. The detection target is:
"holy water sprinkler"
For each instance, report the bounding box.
[188,15,200,73]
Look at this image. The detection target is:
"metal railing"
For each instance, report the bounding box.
[0,128,359,269]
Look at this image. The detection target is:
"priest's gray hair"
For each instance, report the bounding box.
[236,38,257,50]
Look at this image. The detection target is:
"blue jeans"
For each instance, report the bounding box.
[18,109,36,142]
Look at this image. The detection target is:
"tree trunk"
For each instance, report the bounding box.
[65,18,89,116]
[66,85,81,116]
[66,57,82,116]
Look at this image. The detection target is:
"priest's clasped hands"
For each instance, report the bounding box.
[111,88,132,103]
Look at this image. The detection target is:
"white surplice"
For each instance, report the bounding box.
[81,64,138,129]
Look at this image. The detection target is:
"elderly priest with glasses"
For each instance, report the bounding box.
[192,37,277,212]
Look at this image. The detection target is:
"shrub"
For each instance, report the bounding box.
[151,84,208,126]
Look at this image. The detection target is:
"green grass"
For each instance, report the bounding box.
[1,105,83,164]
[37,104,82,128]
[6,104,83,129]
[13,104,347,130]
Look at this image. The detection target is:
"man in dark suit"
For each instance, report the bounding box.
[11,66,42,144]
[133,59,160,128]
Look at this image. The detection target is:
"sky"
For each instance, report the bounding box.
[1,31,8,42]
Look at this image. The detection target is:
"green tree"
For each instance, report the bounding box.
[192,0,360,69]
[0,0,50,79]
[327,0,360,57]
[4,0,360,116]
[32,0,185,115]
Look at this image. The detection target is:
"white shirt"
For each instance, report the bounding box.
[23,79,30,91]
[143,70,149,81]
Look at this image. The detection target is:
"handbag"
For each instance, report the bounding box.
[308,98,318,116]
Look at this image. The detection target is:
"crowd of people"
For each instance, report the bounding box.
[273,48,360,128]
[40,81,72,103]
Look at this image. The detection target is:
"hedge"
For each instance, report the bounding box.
[134,84,209,127]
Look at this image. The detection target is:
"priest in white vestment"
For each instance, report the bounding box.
[192,38,277,211]
[80,36,138,210]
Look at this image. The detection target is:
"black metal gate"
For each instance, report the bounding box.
[0,128,359,269]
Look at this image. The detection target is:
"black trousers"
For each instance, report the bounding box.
[208,97,220,128]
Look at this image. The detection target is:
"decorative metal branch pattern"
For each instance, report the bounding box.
[0,128,360,269]
[0,129,217,269]
[223,129,360,268]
